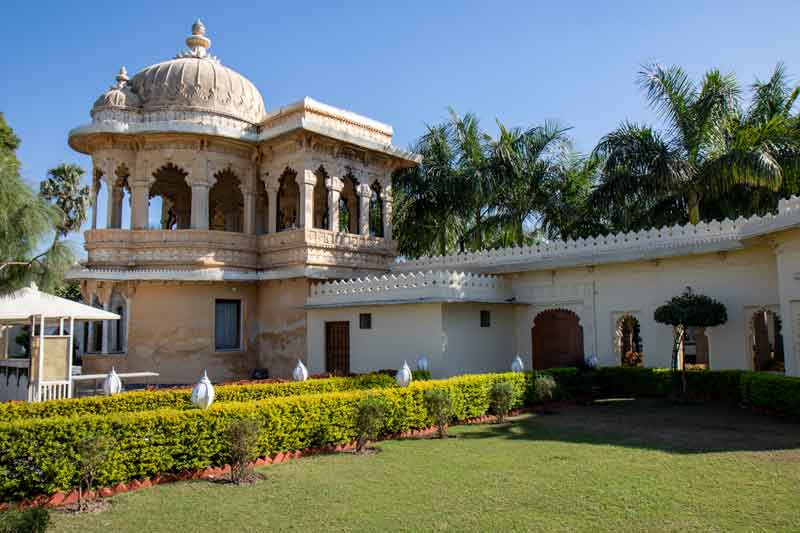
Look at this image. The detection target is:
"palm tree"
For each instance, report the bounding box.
[40,163,90,237]
[592,62,784,227]
[484,120,571,247]
[393,122,472,257]
[703,63,800,220]
[448,109,492,250]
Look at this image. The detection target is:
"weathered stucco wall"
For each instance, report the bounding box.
[256,278,309,379]
[307,304,444,376]
[510,243,780,372]
[82,282,259,384]
[442,303,516,375]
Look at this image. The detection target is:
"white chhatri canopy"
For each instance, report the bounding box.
[0,283,120,322]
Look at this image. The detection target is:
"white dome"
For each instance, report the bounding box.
[91,20,265,125]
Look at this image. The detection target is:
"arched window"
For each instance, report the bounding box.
[109,292,127,353]
[616,314,643,367]
[339,175,359,233]
[110,164,131,229]
[369,181,383,237]
[277,170,299,231]
[150,163,191,229]
[209,168,244,232]
[313,167,329,229]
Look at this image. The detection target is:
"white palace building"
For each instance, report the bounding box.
[62,21,800,382]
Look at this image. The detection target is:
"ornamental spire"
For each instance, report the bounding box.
[115,66,128,86]
[185,19,211,57]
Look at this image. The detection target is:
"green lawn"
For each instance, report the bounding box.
[48,399,800,532]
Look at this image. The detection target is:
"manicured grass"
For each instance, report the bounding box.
[49,399,800,532]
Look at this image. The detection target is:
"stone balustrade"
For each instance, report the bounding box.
[84,227,394,272]
[307,270,512,306]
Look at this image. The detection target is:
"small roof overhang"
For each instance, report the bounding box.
[0,283,120,322]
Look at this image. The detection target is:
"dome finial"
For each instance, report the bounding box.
[115,66,129,85]
[185,19,211,57]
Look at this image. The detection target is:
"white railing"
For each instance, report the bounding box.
[33,380,71,402]
[308,270,512,306]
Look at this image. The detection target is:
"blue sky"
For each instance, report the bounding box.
[1,1,799,249]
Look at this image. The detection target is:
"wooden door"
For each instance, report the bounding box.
[531,310,584,369]
[325,321,350,375]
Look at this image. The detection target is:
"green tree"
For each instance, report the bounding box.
[393,122,472,257]
[654,288,727,397]
[0,113,75,293]
[591,62,785,229]
[484,120,572,247]
[40,163,90,237]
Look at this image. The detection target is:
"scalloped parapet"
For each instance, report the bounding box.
[307,270,513,307]
[393,196,800,273]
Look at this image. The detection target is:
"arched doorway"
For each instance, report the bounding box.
[531,309,584,369]
[616,314,643,367]
[313,167,329,229]
[339,175,359,234]
[751,309,785,372]
[369,181,383,237]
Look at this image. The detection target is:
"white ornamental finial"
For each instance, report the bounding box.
[396,361,413,387]
[416,355,429,372]
[116,66,129,85]
[511,355,524,373]
[103,367,122,395]
[184,19,211,57]
[292,360,309,382]
[191,370,215,409]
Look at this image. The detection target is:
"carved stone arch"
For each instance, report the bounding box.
[277,167,300,231]
[209,166,244,232]
[614,313,643,367]
[339,171,361,234]
[747,306,784,372]
[531,308,584,369]
[313,165,330,229]
[369,179,384,237]
[150,162,191,229]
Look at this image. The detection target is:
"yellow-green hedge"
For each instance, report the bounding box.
[0,373,527,501]
[0,374,396,423]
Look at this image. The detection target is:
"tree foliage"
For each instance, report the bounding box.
[587,62,799,232]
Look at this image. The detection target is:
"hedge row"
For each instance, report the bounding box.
[0,372,527,500]
[0,373,396,423]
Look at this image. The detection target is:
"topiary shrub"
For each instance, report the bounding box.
[490,381,514,423]
[354,395,388,452]
[424,388,453,438]
[76,433,116,510]
[532,374,557,404]
[227,418,260,484]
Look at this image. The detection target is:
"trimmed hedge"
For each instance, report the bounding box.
[0,374,396,423]
[0,372,527,500]
[740,372,800,416]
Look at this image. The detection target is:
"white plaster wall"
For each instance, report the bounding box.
[774,230,800,375]
[307,304,444,376]
[510,244,780,372]
[441,303,516,375]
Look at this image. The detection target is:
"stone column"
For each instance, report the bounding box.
[381,183,393,241]
[297,169,316,229]
[266,186,279,233]
[109,186,124,229]
[327,177,343,233]
[190,184,210,230]
[357,184,371,236]
[131,182,150,230]
[101,301,110,355]
[91,177,100,230]
[243,191,256,234]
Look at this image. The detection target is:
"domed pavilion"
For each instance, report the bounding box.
[67,21,419,382]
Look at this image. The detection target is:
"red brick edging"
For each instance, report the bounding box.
[1,407,534,511]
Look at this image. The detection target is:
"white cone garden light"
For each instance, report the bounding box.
[293,360,309,382]
[511,355,524,373]
[191,370,215,409]
[396,361,413,387]
[102,367,122,395]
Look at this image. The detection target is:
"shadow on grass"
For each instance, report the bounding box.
[457,398,800,455]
